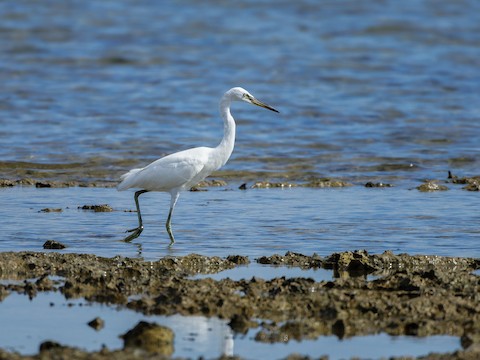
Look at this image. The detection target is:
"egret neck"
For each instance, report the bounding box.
[216,94,236,168]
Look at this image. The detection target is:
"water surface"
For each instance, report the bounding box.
[1,0,479,185]
[1,186,478,260]
[0,292,460,359]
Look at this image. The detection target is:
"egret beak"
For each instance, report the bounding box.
[245,94,279,113]
[251,98,279,113]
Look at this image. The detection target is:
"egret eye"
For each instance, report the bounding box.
[243,94,254,102]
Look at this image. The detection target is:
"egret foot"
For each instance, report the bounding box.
[126,225,143,233]
[166,223,175,245]
[122,190,148,242]
[123,226,143,242]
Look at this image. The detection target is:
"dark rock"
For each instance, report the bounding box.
[39,208,62,213]
[87,317,105,331]
[417,181,448,191]
[39,340,63,352]
[78,204,113,212]
[365,182,393,188]
[121,321,174,355]
[332,319,345,339]
[43,240,66,249]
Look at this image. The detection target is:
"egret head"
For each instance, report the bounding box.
[228,87,279,113]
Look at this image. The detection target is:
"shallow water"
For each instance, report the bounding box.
[193,263,334,282]
[0,186,478,260]
[0,291,460,359]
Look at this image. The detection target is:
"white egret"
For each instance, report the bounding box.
[118,87,279,244]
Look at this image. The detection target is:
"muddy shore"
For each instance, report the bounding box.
[0,250,479,359]
[1,170,479,191]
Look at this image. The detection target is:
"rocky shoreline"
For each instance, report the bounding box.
[0,250,479,359]
[1,171,480,191]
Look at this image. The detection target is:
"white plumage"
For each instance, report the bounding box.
[118,148,211,192]
[118,87,278,244]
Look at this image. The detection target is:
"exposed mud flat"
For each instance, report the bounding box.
[0,176,352,189]
[1,170,479,191]
[0,250,479,359]
[0,178,117,189]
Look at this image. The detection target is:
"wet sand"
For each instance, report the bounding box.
[0,250,479,359]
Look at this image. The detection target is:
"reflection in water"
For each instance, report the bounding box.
[223,327,234,357]
[0,292,459,358]
[193,262,333,282]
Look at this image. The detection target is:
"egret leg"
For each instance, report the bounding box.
[123,189,149,242]
[166,207,175,244]
[166,192,180,245]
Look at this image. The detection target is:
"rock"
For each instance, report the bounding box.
[229,314,256,334]
[226,255,250,265]
[405,322,420,336]
[461,332,480,349]
[417,181,449,191]
[365,182,393,188]
[325,250,375,276]
[195,179,227,187]
[332,319,346,339]
[39,208,63,213]
[78,204,113,212]
[189,186,208,192]
[0,179,16,187]
[448,172,480,191]
[43,240,66,249]
[121,321,174,355]
[39,340,64,352]
[251,181,296,188]
[303,178,352,188]
[257,252,323,269]
[36,275,54,291]
[87,317,105,331]
[463,181,480,191]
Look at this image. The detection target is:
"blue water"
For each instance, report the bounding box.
[193,263,334,282]
[1,0,479,183]
[0,186,478,259]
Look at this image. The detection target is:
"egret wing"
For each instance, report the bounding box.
[121,147,211,191]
